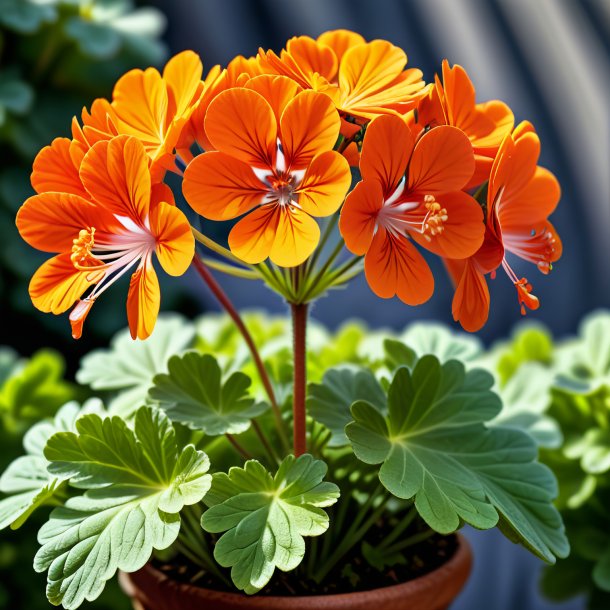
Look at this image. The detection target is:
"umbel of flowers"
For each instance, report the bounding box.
[7,29,567,608]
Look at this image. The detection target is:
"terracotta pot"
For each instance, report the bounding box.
[119,534,472,610]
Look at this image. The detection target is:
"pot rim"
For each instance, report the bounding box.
[121,532,472,606]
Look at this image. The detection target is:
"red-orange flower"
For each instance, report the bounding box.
[70,51,204,180]
[183,75,351,267]
[408,59,514,188]
[17,135,194,339]
[339,115,484,305]
[260,30,427,124]
[448,121,562,331]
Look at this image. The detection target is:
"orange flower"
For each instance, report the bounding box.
[448,121,562,331]
[71,51,204,180]
[183,75,351,267]
[408,59,514,188]
[17,135,194,340]
[339,115,484,305]
[178,54,265,156]
[260,30,427,124]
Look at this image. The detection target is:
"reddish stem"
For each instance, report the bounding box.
[191,257,287,448]
[291,302,308,457]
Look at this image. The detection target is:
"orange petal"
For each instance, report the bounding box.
[407,125,474,195]
[450,258,490,332]
[182,151,266,220]
[80,135,151,221]
[297,151,351,217]
[204,88,276,168]
[284,36,338,85]
[489,127,540,210]
[411,190,484,259]
[465,153,494,190]
[229,204,320,267]
[280,90,340,169]
[469,100,514,152]
[16,192,114,253]
[440,61,475,128]
[502,220,562,272]
[127,259,160,340]
[342,141,361,167]
[317,29,365,63]
[360,114,412,196]
[29,253,97,315]
[150,201,195,276]
[339,180,383,255]
[31,138,88,198]
[245,74,303,126]
[112,66,169,160]
[364,228,434,305]
[163,50,203,120]
[69,298,96,340]
[151,182,175,207]
[497,166,560,229]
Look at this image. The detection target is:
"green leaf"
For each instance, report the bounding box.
[556,311,610,393]
[0,399,104,530]
[0,78,34,116]
[384,339,417,371]
[201,455,339,594]
[0,0,57,33]
[64,17,122,59]
[0,349,76,429]
[400,322,482,364]
[346,356,568,563]
[76,316,194,417]
[496,325,554,384]
[565,429,610,475]
[490,364,562,448]
[36,406,211,609]
[594,546,610,592]
[307,367,386,447]
[149,352,268,436]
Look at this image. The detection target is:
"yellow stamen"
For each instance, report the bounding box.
[421,195,448,242]
[71,228,96,267]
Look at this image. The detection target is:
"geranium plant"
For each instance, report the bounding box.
[2,30,568,609]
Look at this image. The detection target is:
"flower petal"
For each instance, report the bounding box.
[297,151,351,217]
[502,220,562,272]
[16,192,115,253]
[162,50,203,119]
[229,204,320,267]
[317,29,365,63]
[127,258,160,340]
[280,90,341,169]
[182,151,266,220]
[112,66,169,159]
[339,179,384,255]
[150,201,195,276]
[29,253,98,315]
[204,88,276,168]
[364,228,434,305]
[360,114,413,196]
[245,74,303,126]
[408,125,474,195]
[80,135,151,221]
[411,190,485,259]
[31,138,88,197]
[448,258,490,332]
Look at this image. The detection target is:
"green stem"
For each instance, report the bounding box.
[200,257,259,280]
[376,503,417,550]
[252,419,279,465]
[306,214,339,274]
[192,227,245,265]
[291,302,308,456]
[383,528,436,554]
[191,256,290,452]
[299,240,345,303]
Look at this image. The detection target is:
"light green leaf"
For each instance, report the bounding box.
[307,367,386,447]
[36,406,211,609]
[564,429,610,475]
[400,322,482,364]
[76,316,194,417]
[383,338,417,371]
[555,311,610,393]
[0,399,104,530]
[346,356,568,563]
[201,455,339,594]
[64,17,122,59]
[149,352,268,436]
[490,364,562,448]
[0,78,34,116]
[0,0,57,33]
[593,545,610,592]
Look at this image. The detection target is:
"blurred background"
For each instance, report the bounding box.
[0,0,608,608]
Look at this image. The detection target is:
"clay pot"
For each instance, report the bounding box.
[120,534,472,610]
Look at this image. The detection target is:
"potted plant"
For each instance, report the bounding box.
[1,29,569,609]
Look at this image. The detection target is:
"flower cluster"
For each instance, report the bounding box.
[16,30,562,337]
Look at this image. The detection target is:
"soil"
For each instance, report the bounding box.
[155,528,458,597]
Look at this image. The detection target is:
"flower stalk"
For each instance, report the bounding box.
[291,301,308,457]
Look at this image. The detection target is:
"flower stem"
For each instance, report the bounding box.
[191,257,290,452]
[225,433,252,459]
[252,419,279,465]
[291,302,308,457]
